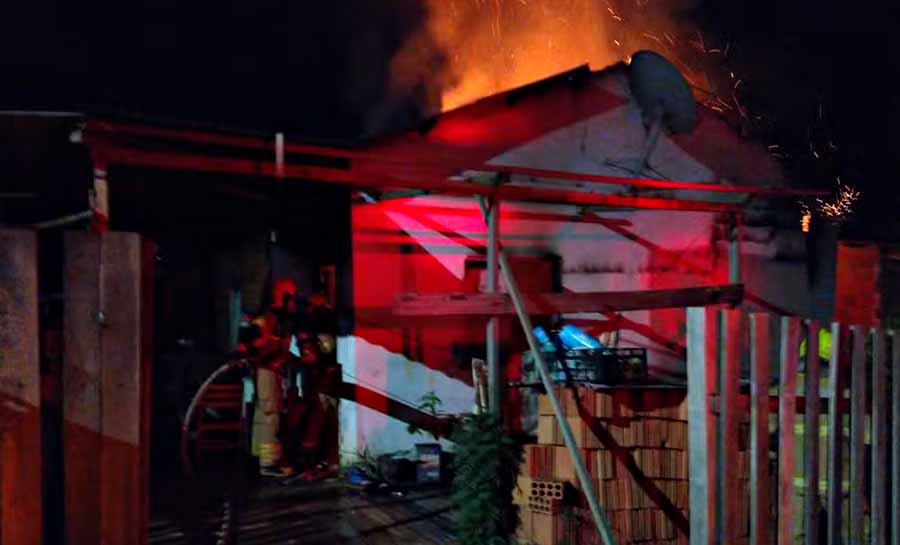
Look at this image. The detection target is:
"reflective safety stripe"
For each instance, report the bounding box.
[800,328,832,360]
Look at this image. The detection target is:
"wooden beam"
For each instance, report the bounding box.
[64,232,154,545]
[719,310,742,544]
[687,306,718,545]
[88,141,741,213]
[394,284,743,317]
[86,120,832,197]
[337,383,452,439]
[778,317,800,545]
[749,313,772,545]
[474,163,831,197]
[826,323,847,545]
[848,326,866,545]
[0,230,42,545]
[892,331,900,545]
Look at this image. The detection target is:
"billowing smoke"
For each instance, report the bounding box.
[372,0,706,134]
[2,0,447,139]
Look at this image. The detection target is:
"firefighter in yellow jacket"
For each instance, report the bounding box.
[249,278,300,478]
[800,327,832,365]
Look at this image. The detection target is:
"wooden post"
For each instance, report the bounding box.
[64,232,154,545]
[394,284,744,317]
[729,213,741,284]
[719,310,742,544]
[826,323,846,545]
[498,249,616,545]
[891,331,900,545]
[91,158,110,232]
[687,306,718,545]
[778,317,801,545]
[804,320,821,545]
[750,313,772,545]
[870,329,887,545]
[848,326,866,545]
[0,230,43,545]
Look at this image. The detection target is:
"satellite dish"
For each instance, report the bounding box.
[627,50,698,134]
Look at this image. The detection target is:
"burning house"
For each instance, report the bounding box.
[339,54,834,456]
[2,47,888,545]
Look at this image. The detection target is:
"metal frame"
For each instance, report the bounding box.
[78,118,868,545]
[84,120,830,198]
[481,195,502,414]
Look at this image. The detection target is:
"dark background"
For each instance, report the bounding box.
[1,0,896,239]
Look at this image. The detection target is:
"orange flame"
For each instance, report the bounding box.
[421,0,622,111]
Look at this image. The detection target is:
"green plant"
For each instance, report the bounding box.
[345,446,386,482]
[407,390,443,438]
[451,412,524,545]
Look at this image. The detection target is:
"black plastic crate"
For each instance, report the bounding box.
[521,347,648,385]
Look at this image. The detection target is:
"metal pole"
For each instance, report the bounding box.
[275,132,285,178]
[485,197,501,413]
[497,247,617,545]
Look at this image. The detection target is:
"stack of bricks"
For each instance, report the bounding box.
[516,385,751,545]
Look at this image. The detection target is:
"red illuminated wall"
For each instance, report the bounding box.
[834,242,882,327]
[350,198,735,378]
[352,198,559,384]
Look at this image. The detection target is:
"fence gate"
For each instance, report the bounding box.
[687,307,899,545]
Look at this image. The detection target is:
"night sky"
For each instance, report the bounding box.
[2,0,896,237]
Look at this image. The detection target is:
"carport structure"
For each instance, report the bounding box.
[2,62,828,545]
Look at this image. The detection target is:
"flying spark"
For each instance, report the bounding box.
[816,182,861,220]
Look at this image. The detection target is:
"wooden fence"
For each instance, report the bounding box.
[686,308,899,545]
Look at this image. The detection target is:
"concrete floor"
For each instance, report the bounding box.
[150,476,457,545]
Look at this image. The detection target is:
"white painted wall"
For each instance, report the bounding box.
[337,335,475,464]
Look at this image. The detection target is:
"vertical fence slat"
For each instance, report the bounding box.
[750,313,772,545]
[720,310,742,544]
[64,233,153,545]
[870,329,887,545]
[0,230,43,545]
[804,320,821,545]
[849,326,866,545]
[891,331,900,545]
[826,323,846,545]
[688,307,719,545]
[778,317,801,545]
